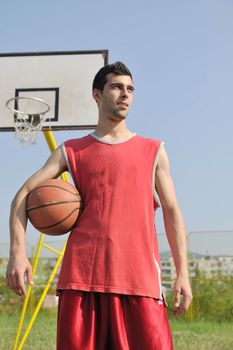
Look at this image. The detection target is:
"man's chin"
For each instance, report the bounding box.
[113,112,128,120]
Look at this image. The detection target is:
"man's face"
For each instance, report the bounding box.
[93,73,134,121]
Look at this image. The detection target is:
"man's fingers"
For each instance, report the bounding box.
[182,293,193,311]
[174,287,181,308]
[10,273,18,291]
[17,273,26,296]
[173,305,186,316]
[6,272,22,296]
[7,271,26,296]
[26,266,34,286]
[6,273,14,290]
[173,291,193,316]
[6,257,33,297]
[172,276,193,316]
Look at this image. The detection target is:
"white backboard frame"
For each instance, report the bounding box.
[0,50,108,131]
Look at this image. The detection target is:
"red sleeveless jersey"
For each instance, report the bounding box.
[57,132,164,299]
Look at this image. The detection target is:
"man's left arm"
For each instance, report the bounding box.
[155,145,193,316]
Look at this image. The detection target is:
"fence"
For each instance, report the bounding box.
[1,229,232,257]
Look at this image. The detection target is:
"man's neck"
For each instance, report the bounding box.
[93,124,134,141]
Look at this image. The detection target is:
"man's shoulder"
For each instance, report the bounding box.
[64,134,92,148]
[136,134,162,147]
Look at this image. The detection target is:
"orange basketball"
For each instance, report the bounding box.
[26,179,82,235]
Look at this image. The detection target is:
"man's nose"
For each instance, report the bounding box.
[121,87,129,97]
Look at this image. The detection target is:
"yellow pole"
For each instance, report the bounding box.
[12,130,70,349]
[17,242,67,350]
[12,234,44,350]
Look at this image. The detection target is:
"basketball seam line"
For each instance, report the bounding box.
[36,207,81,230]
[30,184,80,196]
[27,200,82,212]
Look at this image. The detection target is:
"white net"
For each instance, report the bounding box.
[14,113,49,144]
[6,97,50,144]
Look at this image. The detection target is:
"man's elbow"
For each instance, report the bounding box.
[161,200,183,220]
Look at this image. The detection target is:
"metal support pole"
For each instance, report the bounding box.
[12,130,69,349]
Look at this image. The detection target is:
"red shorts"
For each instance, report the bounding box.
[57,290,174,350]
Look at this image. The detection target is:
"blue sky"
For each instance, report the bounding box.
[0,0,232,255]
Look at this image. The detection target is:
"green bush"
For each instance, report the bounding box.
[166,278,233,322]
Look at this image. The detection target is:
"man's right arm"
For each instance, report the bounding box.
[155,146,192,315]
[6,145,67,297]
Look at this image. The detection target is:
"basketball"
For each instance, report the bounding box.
[26,179,82,235]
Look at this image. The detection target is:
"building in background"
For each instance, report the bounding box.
[160,252,233,292]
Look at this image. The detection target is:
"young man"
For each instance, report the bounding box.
[6,62,192,349]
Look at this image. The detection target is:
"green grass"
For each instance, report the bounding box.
[170,319,233,350]
[1,309,233,349]
[0,309,57,350]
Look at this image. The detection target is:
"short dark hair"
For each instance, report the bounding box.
[92,61,133,91]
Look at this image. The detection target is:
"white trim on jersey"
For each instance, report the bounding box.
[61,143,72,175]
[153,252,163,299]
[152,141,165,207]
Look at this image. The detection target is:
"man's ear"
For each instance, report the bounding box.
[92,89,101,103]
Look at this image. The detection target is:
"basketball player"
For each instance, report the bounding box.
[6,62,192,349]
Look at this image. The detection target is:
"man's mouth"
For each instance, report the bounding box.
[117,102,128,108]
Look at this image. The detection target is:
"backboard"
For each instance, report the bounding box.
[0,50,108,131]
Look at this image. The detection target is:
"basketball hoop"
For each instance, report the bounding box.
[6,96,50,144]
